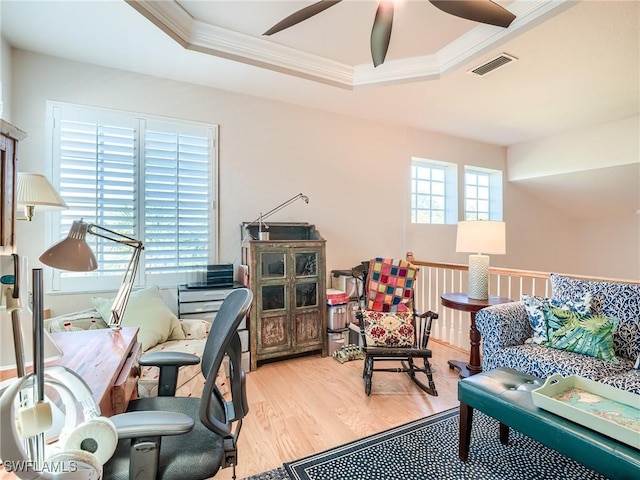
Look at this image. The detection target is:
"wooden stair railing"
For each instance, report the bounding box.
[406,252,639,351]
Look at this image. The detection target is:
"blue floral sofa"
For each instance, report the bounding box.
[476,273,640,394]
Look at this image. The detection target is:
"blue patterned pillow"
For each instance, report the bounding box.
[550,274,640,360]
[523,292,592,344]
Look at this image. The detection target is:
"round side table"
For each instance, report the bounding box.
[440,292,511,378]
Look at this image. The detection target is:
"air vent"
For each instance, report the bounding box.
[468,53,518,77]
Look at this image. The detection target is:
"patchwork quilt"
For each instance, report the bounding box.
[366,257,418,312]
[363,257,419,347]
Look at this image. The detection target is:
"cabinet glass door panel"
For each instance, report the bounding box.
[295,252,317,277]
[296,283,317,308]
[262,285,286,310]
[261,252,286,278]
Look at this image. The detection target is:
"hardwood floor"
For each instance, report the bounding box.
[217,340,469,479]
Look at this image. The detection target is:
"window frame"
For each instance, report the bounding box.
[463,165,503,221]
[45,101,219,294]
[410,157,458,225]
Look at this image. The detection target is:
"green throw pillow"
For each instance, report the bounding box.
[542,305,619,363]
[92,285,184,351]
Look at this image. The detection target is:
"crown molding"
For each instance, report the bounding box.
[125,0,193,48]
[125,0,573,89]
[189,20,354,88]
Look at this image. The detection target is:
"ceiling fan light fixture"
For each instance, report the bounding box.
[264,0,517,67]
[468,53,518,77]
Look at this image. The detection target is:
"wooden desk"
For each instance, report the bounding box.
[441,293,511,379]
[50,327,141,416]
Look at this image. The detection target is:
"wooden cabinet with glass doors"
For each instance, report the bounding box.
[242,223,326,370]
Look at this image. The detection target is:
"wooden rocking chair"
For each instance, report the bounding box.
[354,257,438,396]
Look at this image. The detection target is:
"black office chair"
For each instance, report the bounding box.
[354,258,438,396]
[103,288,253,480]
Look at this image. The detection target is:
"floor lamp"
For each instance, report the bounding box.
[456,220,506,300]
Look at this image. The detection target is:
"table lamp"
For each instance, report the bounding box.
[39,220,143,328]
[456,220,506,300]
[16,172,68,221]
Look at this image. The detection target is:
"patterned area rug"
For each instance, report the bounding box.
[243,407,607,480]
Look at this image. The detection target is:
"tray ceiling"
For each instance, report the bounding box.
[128,0,571,88]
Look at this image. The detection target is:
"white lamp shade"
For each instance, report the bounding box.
[17,172,67,210]
[0,307,63,372]
[456,221,506,255]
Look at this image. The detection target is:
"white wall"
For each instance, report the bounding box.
[9,49,634,316]
[573,217,640,278]
[507,116,640,180]
[1,36,12,120]
[507,117,640,279]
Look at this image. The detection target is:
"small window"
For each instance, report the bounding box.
[411,158,457,224]
[464,166,503,221]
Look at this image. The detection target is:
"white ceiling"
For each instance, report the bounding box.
[1,0,638,148]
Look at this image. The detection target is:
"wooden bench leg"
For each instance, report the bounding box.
[499,422,509,445]
[459,402,473,461]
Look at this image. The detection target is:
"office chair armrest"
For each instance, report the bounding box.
[139,352,201,396]
[139,351,200,367]
[110,411,196,480]
[110,411,195,438]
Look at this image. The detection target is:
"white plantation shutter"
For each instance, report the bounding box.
[49,103,216,293]
[143,124,211,282]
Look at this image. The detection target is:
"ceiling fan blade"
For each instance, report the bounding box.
[370,0,394,67]
[429,0,516,28]
[264,0,342,36]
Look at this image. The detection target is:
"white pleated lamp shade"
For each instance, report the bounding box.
[17,173,67,210]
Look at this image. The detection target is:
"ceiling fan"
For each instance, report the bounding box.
[264,0,516,67]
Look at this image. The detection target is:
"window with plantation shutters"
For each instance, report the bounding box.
[47,102,217,293]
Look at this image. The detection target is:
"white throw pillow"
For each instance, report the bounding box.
[92,286,184,351]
